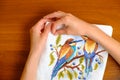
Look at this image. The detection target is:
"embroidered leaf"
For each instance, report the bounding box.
[94,63,98,70]
[81,64,85,70]
[73,70,78,78]
[57,44,62,48]
[49,51,55,66]
[67,70,73,80]
[58,71,64,80]
[79,57,84,64]
[56,35,61,45]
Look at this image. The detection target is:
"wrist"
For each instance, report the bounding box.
[78,23,93,37]
[85,24,104,42]
[29,48,43,55]
[85,24,95,37]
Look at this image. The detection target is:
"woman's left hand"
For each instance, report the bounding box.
[29,18,51,54]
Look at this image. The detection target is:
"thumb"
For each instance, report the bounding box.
[43,22,51,36]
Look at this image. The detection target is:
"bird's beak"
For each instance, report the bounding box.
[69,40,83,44]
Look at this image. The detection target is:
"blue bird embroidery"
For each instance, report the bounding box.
[51,38,82,80]
[82,36,98,75]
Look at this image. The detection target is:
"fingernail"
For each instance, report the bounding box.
[56,24,65,30]
[45,22,51,29]
[45,21,51,26]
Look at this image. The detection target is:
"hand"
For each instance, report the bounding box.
[44,11,92,36]
[29,18,51,54]
[21,19,51,80]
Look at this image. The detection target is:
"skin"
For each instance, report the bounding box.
[21,11,120,80]
[20,19,51,80]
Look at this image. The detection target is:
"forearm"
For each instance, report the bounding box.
[43,11,120,64]
[20,51,41,80]
[20,18,51,80]
[86,25,120,64]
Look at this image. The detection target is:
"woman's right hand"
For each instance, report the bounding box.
[44,11,120,64]
[44,11,92,36]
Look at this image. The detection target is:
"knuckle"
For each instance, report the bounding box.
[66,13,72,16]
[29,27,35,33]
[54,11,62,14]
[57,11,63,13]
[64,14,71,22]
[60,17,65,23]
[64,13,73,22]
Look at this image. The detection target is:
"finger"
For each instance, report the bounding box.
[51,18,66,34]
[54,29,67,35]
[34,18,48,30]
[43,22,51,37]
[44,11,66,19]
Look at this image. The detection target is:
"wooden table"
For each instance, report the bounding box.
[0,0,120,80]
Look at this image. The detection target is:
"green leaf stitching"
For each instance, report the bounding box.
[81,64,85,70]
[94,63,98,70]
[56,35,61,45]
[67,70,73,80]
[49,51,55,66]
[79,57,84,64]
[73,70,78,78]
[58,71,64,80]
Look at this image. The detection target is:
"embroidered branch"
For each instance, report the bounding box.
[58,50,105,71]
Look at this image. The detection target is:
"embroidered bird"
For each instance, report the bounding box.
[82,36,98,75]
[51,38,82,80]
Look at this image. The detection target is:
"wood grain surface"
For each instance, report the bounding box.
[0,0,120,80]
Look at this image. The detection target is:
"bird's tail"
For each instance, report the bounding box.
[51,57,66,80]
[51,69,58,80]
[85,59,93,75]
[51,62,62,80]
[51,77,53,80]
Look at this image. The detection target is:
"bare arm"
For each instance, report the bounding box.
[21,11,120,80]
[87,26,120,64]
[44,11,120,64]
[20,19,51,80]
